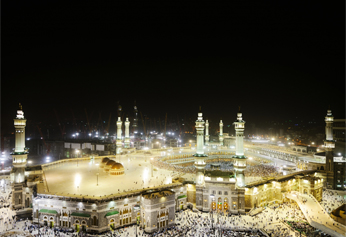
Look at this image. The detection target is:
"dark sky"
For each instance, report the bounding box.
[1,1,345,132]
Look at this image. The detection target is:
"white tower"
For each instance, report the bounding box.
[232,107,247,187]
[194,107,208,211]
[194,107,207,184]
[124,117,130,148]
[324,109,335,188]
[10,103,28,183]
[116,117,123,154]
[219,119,224,146]
[205,120,210,146]
[195,108,206,157]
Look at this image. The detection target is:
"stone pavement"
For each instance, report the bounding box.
[286,191,346,237]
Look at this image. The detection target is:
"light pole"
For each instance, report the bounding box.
[76,149,79,167]
[96,163,99,186]
[150,157,154,177]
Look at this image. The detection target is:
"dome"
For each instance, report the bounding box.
[100,157,110,168]
[109,162,125,175]
[104,160,117,172]
[111,162,124,170]
[101,157,110,163]
[106,160,117,166]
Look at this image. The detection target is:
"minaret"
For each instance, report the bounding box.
[10,103,28,183]
[124,117,130,148]
[195,107,206,157]
[116,117,123,154]
[232,107,247,187]
[324,108,335,189]
[219,119,224,146]
[132,100,138,136]
[194,107,207,211]
[205,119,210,146]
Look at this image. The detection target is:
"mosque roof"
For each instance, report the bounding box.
[314,151,341,157]
[39,209,58,214]
[105,210,120,217]
[71,212,91,217]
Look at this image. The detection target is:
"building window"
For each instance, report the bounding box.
[212,190,215,194]
[218,191,222,195]
[224,191,228,195]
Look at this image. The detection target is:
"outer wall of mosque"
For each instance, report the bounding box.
[31,185,186,233]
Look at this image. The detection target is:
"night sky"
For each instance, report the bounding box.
[2,1,345,134]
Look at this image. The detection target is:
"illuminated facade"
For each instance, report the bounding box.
[200,170,245,214]
[32,185,186,233]
[244,172,323,210]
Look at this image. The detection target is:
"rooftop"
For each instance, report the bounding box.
[37,156,174,198]
[142,190,174,199]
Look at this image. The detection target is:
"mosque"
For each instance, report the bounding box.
[8,104,337,233]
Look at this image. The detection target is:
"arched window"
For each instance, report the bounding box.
[93,216,98,226]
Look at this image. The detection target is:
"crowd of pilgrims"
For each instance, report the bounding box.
[0,188,342,237]
[320,189,346,214]
[151,152,282,180]
[244,164,281,178]
[285,220,331,237]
